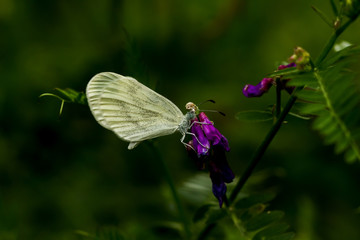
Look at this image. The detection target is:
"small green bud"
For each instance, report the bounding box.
[334,17,341,30]
[342,0,360,19]
[288,46,311,70]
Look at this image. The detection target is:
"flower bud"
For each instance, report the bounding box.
[343,0,360,19]
[288,46,311,70]
[242,78,274,98]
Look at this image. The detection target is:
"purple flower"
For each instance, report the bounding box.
[209,145,235,206]
[190,118,210,157]
[278,62,296,70]
[277,62,297,94]
[198,112,230,152]
[243,62,297,98]
[187,113,234,207]
[243,78,273,98]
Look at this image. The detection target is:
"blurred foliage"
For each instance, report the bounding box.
[292,45,360,163]
[1,0,360,239]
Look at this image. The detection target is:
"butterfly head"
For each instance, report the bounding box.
[185,102,199,115]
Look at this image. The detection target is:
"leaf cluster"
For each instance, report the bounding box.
[289,45,360,163]
[40,88,86,115]
[194,193,294,240]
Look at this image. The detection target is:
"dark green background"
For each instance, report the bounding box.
[1,0,360,239]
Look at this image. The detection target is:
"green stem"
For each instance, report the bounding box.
[315,18,355,66]
[330,0,338,16]
[147,143,191,239]
[198,223,216,240]
[228,87,302,204]
[275,78,282,120]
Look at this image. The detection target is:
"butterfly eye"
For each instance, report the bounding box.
[185,102,198,112]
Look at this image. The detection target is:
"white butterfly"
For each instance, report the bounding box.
[86,72,198,149]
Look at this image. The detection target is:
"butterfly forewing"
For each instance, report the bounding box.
[86,72,185,148]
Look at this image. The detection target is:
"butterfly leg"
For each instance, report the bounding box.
[188,120,213,129]
[185,131,210,150]
[180,132,195,151]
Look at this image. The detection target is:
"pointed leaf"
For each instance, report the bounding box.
[286,74,317,88]
[266,68,300,78]
[299,103,325,114]
[288,112,311,120]
[245,211,284,231]
[334,41,352,52]
[296,89,323,102]
[235,193,276,209]
[253,223,290,240]
[193,204,213,222]
[268,232,295,240]
[205,208,228,225]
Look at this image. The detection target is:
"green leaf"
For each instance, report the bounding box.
[40,88,87,116]
[311,5,333,28]
[205,208,228,225]
[320,45,360,68]
[297,46,360,163]
[286,73,317,88]
[40,88,87,104]
[75,227,125,240]
[295,88,323,102]
[288,112,311,120]
[334,41,352,52]
[74,230,94,238]
[235,110,273,122]
[298,102,325,114]
[266,67,300,78]
[54,88,87,104]
[193,204,213,222]
[235,193,276,209]
[245,211,284,231]
[253,223,290,240]
[200,193,294,240]
[151,222,182,239]
[268,232,295,240]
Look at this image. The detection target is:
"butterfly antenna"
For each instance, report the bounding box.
[200,109,226,116]
[197,99,216,106]
[196,100,225,116]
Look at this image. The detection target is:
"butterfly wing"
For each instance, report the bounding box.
[86,72,185,149]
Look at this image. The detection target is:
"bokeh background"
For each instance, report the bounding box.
[1,0,360,239]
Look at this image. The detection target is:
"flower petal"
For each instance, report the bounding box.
[191,119,210,156]
[212,182,227,207]
[212,145,235,183]
[243,78,273,98]
[278,62,296,70]
[198,112,230,151]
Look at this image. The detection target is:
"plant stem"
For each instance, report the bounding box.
[228,87,302,204]
[330,0,338,16]
[198,223,216,240]
[148,143,191,239]
[315,18,355,66]
[275,78,282,120]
